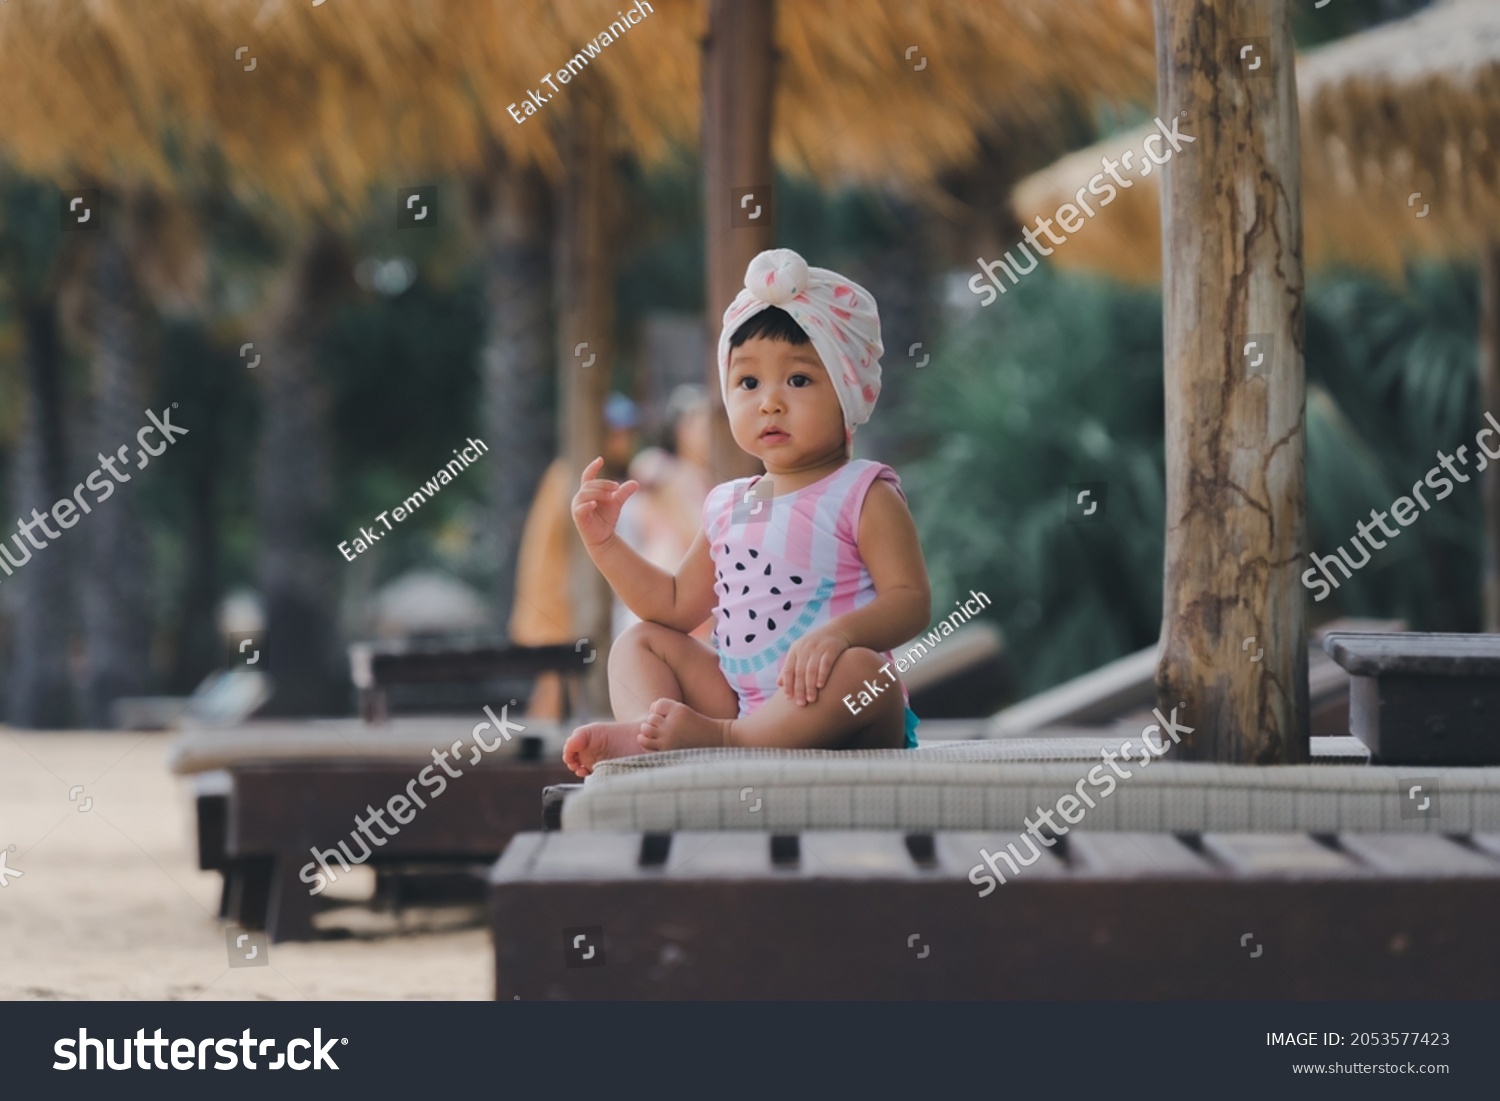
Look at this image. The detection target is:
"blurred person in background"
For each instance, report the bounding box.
[617,384,714,640]
[511,393,641,720]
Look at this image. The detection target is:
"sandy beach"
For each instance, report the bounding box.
[0,729,490,1001]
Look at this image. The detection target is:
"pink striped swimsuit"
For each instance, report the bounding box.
[703,460,917,746]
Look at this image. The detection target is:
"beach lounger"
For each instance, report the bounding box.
[1324,631,1500,765]
[492,823,1500,998]
[349,638,591,723]
[490,736,1500,998]
[493,755,1500,1000]
[171,718,575,941]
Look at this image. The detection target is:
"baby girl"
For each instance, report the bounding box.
[562,248,931,777]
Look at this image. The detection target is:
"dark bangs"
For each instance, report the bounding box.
[728,306,811,348]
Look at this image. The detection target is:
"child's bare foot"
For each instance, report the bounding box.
[638,698,731,753]
[563,720,650,777]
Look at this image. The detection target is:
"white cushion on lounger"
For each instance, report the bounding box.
[561,753,1500,833]
[167,716,568,774]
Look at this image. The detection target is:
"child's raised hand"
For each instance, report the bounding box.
[778,625,851,706]
[572,457,639,549]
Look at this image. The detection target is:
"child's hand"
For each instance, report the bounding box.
[572,457,639,549]
[778,626,851,706]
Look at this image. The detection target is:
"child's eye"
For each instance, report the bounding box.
[789,374,811,388]
[738,377,758,390]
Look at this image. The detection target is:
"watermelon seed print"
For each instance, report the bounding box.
[748,548,759,558]
[718,577,837,676]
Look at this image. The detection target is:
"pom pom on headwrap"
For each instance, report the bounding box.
[745,248,809,306]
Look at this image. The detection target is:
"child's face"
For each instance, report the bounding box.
[725,336,846,473]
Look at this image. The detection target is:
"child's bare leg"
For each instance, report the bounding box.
[639,647,905,753]
[563,621,737,776]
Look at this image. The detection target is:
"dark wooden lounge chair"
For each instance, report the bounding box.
[491,826,1500,998]
[349,637,592,723]
[492,741,1500,997]
[173,719,575,941]
[1324,631,1500,765]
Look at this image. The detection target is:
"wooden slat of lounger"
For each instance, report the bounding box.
[491,828,1500,999]
[1337,834,1500,876]
[665,831,771,878]
[1200,832,1367,876]
[931,831,1067,878]
[528,832,645,880]
[798,832,922,878]
[1066,832,1217,877]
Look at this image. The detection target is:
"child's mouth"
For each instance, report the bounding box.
[759,426,789,444]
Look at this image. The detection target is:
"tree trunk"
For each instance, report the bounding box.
[471,152,556,636]
[702,0,776,483]
[1154,0,1309,762]
[1480,241,1500,633]
[556,87,618,715]
[4,299,73,728]
[253,227,352,716]
[81,230,153,725]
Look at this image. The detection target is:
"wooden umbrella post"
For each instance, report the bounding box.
[702,0,776,484]
[557,85,618,715]
[1482,243,1500,633]
[1154,0,1309,763]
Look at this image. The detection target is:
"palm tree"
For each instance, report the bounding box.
[78,204,152,724]
[251,224,356,715]
[0,176,81,727]
[467,145,558,636]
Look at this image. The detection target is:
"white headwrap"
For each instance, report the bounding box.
[717,248,885,438]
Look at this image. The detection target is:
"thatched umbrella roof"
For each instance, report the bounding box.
[1011,0,1500,282]
[0,0,572,223]
[0,0,1156,220]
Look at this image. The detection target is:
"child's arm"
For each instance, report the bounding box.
[572,457,716,632]
[779,479,931,705]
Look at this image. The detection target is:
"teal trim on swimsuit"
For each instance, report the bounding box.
[717,577,838,676]
[904,705,920,749]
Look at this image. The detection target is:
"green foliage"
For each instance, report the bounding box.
[1304,263,1480,628]
[321,269,487,577]
[1292,0,1434,49]
[904,260,1481,700]
[902,269,1167,696]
